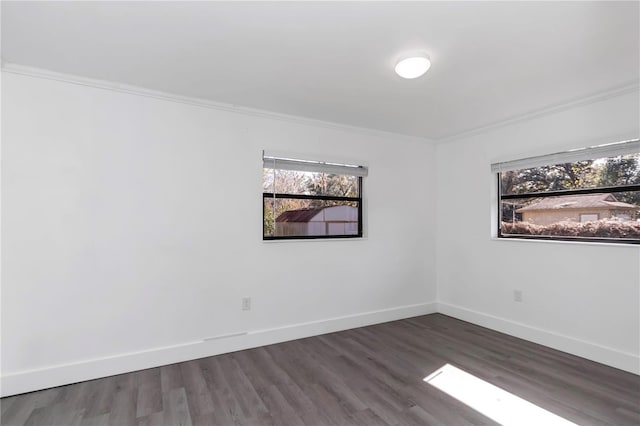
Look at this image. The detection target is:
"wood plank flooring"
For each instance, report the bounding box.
[2,314,639,425]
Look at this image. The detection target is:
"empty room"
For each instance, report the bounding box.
[1,1,639,425]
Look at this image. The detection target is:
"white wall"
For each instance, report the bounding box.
[436,90,640,373]
[2,68,638,397]
[1,71,437,396]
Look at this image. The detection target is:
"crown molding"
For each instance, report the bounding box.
[3,62,637,145]
[1,62,434,145]
[437,79,640,143]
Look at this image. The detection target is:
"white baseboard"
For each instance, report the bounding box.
[437,302,640,375]
[0,302,437,397]
[4,301,637,397]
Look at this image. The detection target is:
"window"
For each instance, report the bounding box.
[263,153,367,240]
[493,139,640,244]
[580,214,599,223]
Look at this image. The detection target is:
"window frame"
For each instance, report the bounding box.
[495,141,640,245]
[262,154,365,241]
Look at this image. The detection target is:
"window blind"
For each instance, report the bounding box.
[490,139,640,173]
[263,153,368,177]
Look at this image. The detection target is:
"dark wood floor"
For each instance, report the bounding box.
[2,314,639,425]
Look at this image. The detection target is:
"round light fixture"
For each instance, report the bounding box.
[395,55,431,79]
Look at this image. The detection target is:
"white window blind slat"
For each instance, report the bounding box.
[491,139,640,173]
[263,154,368,177]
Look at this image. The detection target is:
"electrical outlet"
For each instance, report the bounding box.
[514,290,523,302]
[242,297,251,311]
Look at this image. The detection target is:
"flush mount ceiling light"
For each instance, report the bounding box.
[395,55,431,79]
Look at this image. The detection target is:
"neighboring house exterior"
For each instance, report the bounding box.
[275,205,358,236]
[516,193,639,226]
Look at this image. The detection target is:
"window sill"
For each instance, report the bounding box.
[263,237,368,243]
[491,236,639,248]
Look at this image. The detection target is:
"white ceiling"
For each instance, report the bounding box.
[2,1,639,140]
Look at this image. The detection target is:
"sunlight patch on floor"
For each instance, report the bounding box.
[424,364,578,426]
